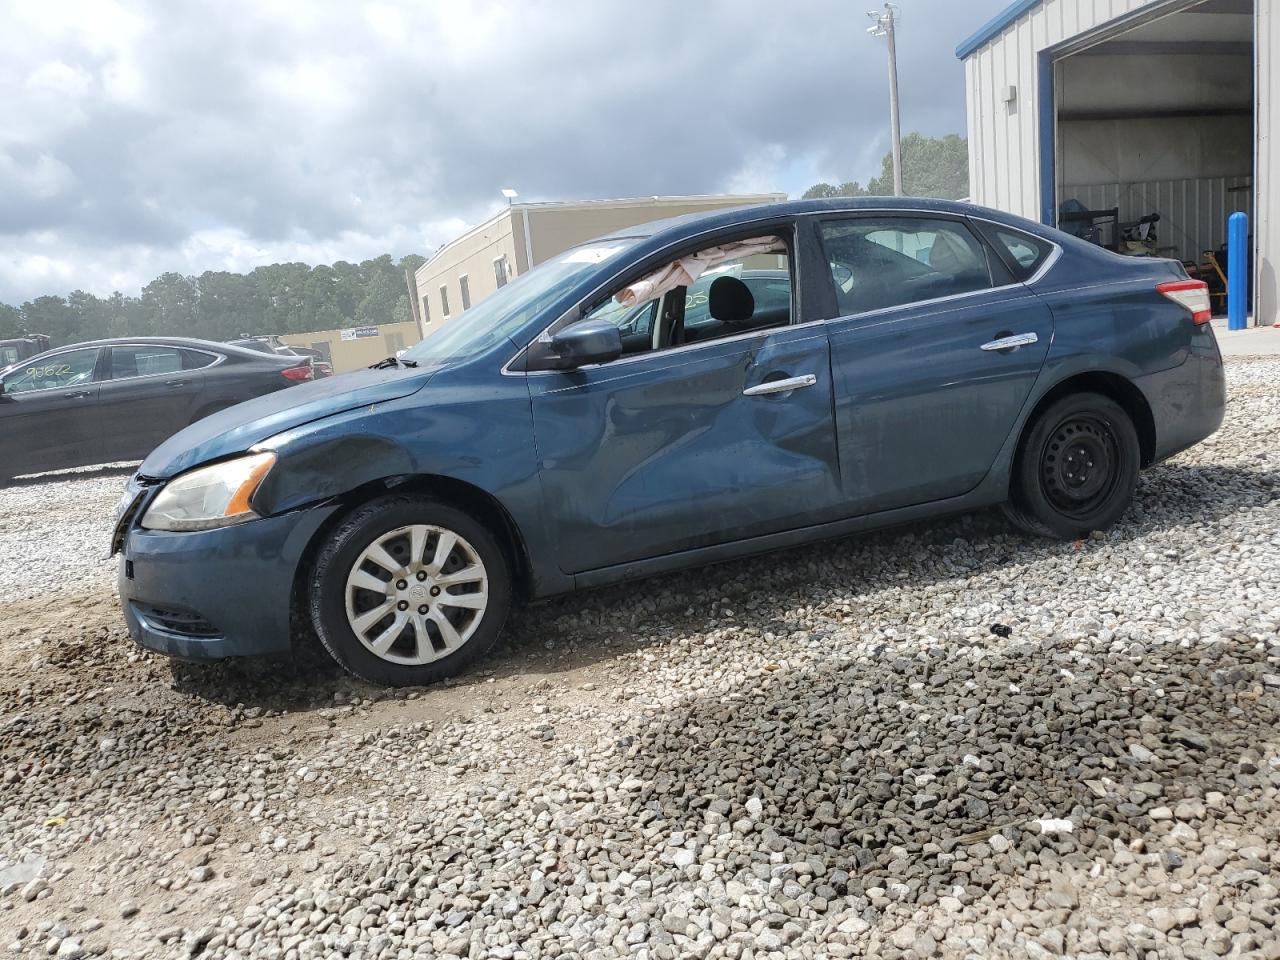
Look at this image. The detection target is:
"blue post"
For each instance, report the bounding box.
[1227,212,1248,331]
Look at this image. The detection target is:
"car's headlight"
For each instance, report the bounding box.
[140,452,276,531]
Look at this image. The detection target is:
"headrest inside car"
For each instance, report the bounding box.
[708,275,755,326]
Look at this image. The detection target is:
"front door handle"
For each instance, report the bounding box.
[980,332,1039,352]
[164,380,187,388]
[743,374,817,397]
[63,390,93,400]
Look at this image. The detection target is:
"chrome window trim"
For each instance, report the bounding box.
[103,344,225,384]
[0,346,104,397]
[824,284,1035,329]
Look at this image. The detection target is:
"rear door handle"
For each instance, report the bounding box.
[743,374,817,397]
[63,390,93,400]
[165,380,187,387]
[980,332,1039,352]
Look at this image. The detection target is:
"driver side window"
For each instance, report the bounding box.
[581,235,793,358]
[2,348,100,395]
[820,218,992,317]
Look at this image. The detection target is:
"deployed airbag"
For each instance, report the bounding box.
[614,236,786,307]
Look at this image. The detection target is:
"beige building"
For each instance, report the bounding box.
[409,194,786,339]
[280,319,420,374]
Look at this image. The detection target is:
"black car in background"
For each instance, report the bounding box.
[0,337,313,482]
[229,336,332,377]
[284,345,333,378]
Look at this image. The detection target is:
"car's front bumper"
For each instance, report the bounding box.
[118,502,339,660]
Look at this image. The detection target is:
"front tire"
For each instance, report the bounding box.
[309,495,511,686]
[1003,392,1140,540]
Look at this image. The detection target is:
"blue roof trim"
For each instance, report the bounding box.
[956,0,1044,59]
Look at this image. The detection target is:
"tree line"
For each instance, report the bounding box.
[802,133,969,202]
[0,254,425,348]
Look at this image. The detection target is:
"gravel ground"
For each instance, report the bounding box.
[0,464,136,604]
[0,356,1277,960]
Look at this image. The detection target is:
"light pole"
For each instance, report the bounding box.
[867,3,903,197]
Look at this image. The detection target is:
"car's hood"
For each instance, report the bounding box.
[140,366,436,478]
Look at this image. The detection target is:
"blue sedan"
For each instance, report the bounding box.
[113,198,1224,686]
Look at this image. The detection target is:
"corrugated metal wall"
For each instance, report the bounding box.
[1063,176,1253,261]
[1258,0,1278,324]
[963,0,1275,325]
[964,0,1153,218]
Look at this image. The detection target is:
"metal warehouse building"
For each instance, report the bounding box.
[959,0,1276,326]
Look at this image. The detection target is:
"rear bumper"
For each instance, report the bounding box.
[1136,335,1226,464]
[118,504,339,659]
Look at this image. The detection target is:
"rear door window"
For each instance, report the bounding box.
[109,345,184,380]
[819,217,993,316]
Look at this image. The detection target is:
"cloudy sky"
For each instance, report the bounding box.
[0,0,1007,305]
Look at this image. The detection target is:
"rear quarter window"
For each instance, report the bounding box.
[182,350,218,370]
[977,222,1055,282]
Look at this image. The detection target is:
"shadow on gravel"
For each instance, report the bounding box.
[162,461,1276,709]
[608,629,1280,906]
[165,632,349,710]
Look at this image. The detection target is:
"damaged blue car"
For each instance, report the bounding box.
[114,198,1224,686]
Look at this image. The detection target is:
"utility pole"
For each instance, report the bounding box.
[868,3,903,196]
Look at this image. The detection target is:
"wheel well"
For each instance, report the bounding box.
[288,474,534,635]
[1018,372,1157,470]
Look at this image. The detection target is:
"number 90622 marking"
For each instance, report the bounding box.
[24,364,72,379]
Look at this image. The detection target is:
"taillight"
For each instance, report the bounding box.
[281,364,313,382]
[1157,280,1212,325]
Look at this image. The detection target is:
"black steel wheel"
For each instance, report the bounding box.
[1003,392,1140,540]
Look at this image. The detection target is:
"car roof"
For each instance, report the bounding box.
[592,197,1041,247]
[21,336,282,361]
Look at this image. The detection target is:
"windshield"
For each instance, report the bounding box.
[402,239,637,365]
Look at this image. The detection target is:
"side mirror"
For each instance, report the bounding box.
[527,318,623,371]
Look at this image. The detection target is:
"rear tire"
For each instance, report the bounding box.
[308,495,512,687]
[1003,392,1140,540]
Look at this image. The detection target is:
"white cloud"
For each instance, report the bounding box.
[0,0,1009,304]
[725,144,788,196]
[0,152,77,198]
[24,60,93,98]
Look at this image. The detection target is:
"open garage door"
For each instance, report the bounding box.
[1050,0,1254,316]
